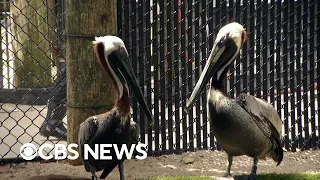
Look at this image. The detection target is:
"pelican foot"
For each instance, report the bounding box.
[223,172,233,178]
[91,175,97,180]
[247,173,256,180]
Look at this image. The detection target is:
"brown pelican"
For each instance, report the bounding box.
[78,36,153,180]
[185,22,283,179]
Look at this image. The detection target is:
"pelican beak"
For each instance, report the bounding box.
[112,49,154,124]
[184,32,239,112]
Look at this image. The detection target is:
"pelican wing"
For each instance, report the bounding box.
[236,93,284,164]
[78,116,99,169]
[236,93,282,137]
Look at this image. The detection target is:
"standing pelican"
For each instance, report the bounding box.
[185,23,283,179]
[78,36,153,180]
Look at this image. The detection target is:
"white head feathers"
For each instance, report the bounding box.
[93,36,125,56]
[215,22,245,49]
[215,22,246,80]
[93,36,128,99]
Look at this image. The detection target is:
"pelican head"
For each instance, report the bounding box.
[93,36,154,122]
[185,22,247,110]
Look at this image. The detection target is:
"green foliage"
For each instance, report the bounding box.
[248,173,320,180]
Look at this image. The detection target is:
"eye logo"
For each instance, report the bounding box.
[20,143,37,160]
[19,143,148,160]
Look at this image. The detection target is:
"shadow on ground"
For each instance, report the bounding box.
[234,173,320,180]
[25,175,90,180]
[233,175,250,180]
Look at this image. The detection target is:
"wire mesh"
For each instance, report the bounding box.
[1,0,66,164]
[0,0,319,166]
[118,0,320,155]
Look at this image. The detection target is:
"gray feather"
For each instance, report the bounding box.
[208,89,283,164]
[78,116,99,171]
[236,93,282,137]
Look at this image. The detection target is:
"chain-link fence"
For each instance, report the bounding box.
[1,0,66,164]
[1,0,319,165]
[117,0,319,155]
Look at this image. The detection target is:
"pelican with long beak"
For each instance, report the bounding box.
[78,36,153,180]
[185,23,283,179]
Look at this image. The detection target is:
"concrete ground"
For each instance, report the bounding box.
[0,103,68,159]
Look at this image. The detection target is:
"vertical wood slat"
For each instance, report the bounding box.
[256,0,262,98]
[269,0,275,105]
[159,1,166,154]
[302,0,310,150]
[275,0,282,144]
[295,0,303,149]
[180,0,188,151]
[123,0,130,59]
[187,0,194,151]
[317,0,320,149]
[229,0,235,97]
[194,0,201,150]
[282,0,290,150]
[234,0,241,95]
[151,0,160,155]
[241,0,247,94]
[207,0,214,149]
[289,0,296,151]
[214,0,221,150]
[249,0,255,95]
[262,0,268,101]
[309,0,316,149]
[117,0,123,37]
[130,0,138,143]
[138,0,146,144]
[221,0,227,25]
[173,0,181,153]
[145,0,152,155]
[166,0,174,153]
[200,0,208,150]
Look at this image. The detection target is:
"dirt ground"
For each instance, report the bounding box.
[0,149,319,180]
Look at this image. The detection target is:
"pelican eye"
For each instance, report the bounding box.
[219,32,230,44]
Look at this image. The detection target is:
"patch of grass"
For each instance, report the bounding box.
[137,172,320,180]
[243,172,320,180]
[136,177,212,180]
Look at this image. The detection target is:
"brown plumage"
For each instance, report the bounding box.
[185,23,283,179]
[78,36,153,180]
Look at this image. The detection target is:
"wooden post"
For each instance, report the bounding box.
[65,0,117,166]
